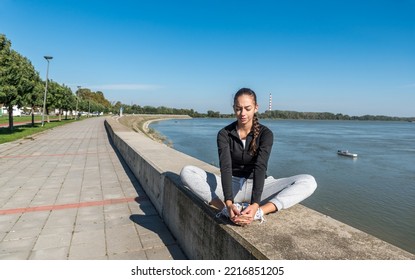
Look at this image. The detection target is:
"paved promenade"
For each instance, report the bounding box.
[0,117,186,260]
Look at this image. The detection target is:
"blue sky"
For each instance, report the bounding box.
[1,0,414,117]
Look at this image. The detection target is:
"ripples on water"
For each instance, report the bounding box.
[151,119,415,254]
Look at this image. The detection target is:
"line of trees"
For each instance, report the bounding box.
[0,34,114,131]
[0,34,78,131]
[112,102,205,118]
[259,110,414,121]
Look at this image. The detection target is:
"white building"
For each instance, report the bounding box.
[1,105,22,117]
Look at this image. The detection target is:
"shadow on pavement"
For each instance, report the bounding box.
[105,125,187,259]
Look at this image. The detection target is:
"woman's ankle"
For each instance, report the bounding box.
[261,202,278,215]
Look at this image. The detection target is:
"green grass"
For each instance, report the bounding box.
[0,118,77,144]
[0,115,63,125]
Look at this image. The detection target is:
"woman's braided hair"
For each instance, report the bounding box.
[234,88,260,156]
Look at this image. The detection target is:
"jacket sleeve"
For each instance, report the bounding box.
[251,128,274,204]
[217,128,233,202]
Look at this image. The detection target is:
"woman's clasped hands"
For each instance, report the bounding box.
[226,201,259,226]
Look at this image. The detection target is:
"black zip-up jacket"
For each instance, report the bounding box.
[217,121,274,204]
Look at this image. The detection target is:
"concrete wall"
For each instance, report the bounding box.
[104,117,414,260]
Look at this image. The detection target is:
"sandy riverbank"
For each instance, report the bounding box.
[117,114,192,144]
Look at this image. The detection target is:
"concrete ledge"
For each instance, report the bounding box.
[104,117,414,260]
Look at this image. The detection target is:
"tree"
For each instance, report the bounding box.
[48,81,75,121]
[60,85,75,120]
[76,88,112,114]
[111,101,122,115]
[24,75,43,126]
[0,35,18,130]
[0,34,39,131]
[207,110,220,118]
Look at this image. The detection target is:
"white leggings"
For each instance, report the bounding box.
[180,165,317,211]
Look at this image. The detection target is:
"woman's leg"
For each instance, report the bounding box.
[180,165,225,209]
[260,174,317,214]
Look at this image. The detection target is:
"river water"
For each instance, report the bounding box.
[150,118,415,254]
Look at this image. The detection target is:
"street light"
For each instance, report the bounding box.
[42,56,53,126]
[76,86,81,119]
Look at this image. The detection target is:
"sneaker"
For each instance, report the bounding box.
[254,207,265,223]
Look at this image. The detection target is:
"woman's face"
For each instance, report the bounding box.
[233,94,258,126]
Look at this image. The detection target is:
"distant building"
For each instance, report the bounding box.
[1,105,22,117]
[268,93,272,111]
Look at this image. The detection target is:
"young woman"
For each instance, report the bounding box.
[180,88,317,226]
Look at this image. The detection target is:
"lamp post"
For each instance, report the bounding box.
[42,56,53,126]
[76,86,81,119]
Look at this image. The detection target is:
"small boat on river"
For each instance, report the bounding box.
[337,150,358,158]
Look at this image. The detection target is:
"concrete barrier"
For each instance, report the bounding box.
[104,117,414,260]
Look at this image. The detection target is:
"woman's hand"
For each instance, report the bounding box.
[225,200,241,220]
[232,203,259,226]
